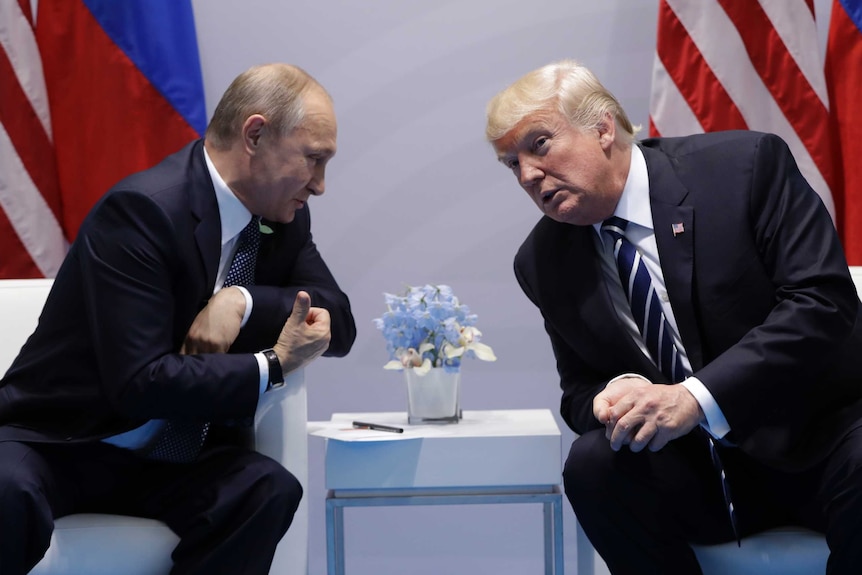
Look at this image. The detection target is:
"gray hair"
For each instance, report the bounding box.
[205,63,329,149]
[485,59,640,144]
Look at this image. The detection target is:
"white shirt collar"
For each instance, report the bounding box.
[592,144,652,236]
[612,144,652,231]
[203,146,253,247]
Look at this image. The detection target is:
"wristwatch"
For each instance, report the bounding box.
[262,349,284,390]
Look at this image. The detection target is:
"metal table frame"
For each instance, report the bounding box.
[325,485,564,575]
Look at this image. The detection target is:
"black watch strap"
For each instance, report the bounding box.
[263,349,284,390]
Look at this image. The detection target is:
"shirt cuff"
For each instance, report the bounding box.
[234,286,253,327]
[254,352,269,395]
[607,372,652,386]
[680,376,731,439]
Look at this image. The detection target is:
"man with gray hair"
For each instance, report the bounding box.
[487,59,862,574]
[0,63,356,574]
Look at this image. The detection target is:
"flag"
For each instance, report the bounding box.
[36,0,206,240]
[0,0,67,278]
[649,0,837,225]
[825,0,862,264]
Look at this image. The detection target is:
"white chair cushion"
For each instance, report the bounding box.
[29,514,179,575]
[692,527,828,575]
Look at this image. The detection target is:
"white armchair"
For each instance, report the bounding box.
[0,279,308,575]
[688,266,862,574]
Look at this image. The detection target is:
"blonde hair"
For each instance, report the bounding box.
[205,63,329,149]
[485,60,640,144]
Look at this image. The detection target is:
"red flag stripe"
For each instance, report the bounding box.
[649,57,704,137]
[0,201,40,278]
[655,1,748,133]
[717,0,837,193]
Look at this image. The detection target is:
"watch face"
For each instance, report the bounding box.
[264,349,284,388]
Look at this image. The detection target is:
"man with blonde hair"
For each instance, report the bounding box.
[0,63,356,574]
[487,59,862,574]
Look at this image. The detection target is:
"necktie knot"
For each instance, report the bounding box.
[601,216,628,242]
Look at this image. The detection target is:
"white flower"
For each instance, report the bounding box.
[383,345,434,375]
[441,326,497,362]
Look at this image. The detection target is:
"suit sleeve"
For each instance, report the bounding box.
[693,133,859,442]
[514,245,607,435]
[234,206,356,357]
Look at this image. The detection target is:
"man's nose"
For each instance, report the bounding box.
[309,166,326,196]
[519,160,543,187]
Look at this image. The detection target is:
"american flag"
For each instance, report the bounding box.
[650,0,837,223]
[0,0,67,278]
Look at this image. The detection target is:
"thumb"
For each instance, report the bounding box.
[289,291,312,324]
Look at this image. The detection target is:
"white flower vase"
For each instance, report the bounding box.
[404,367,461,424]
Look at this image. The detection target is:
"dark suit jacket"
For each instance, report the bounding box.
[515,131,862,472]
[0,140,356,443]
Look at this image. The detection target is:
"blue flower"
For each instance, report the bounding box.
[374,284,496,374]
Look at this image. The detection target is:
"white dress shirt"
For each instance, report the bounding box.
[592,145,731,439]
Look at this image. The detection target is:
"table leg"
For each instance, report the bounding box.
[544,501,553,575]
[326,498,345,575]
[553,495,564,575]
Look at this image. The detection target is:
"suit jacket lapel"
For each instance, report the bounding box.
[188,141,220,293]
[556,223,662,378]
[642,144,704,371]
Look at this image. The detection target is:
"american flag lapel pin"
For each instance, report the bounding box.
[672,222,685,237]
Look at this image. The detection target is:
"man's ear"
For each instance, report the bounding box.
[242,114,267,153]
[597,111,616,149]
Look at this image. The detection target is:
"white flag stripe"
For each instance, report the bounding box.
[759,0,829,108]
[0,123,66,277]
[0,0,53,140]
[649,55,705,137]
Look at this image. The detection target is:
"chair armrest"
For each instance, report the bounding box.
[253,367,308,575]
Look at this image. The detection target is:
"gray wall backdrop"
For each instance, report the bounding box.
[190,1,834,573]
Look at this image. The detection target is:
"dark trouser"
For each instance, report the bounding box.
[563,426,862,575]
[0,438,301,575]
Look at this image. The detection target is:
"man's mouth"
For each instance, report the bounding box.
[541,189,559,204]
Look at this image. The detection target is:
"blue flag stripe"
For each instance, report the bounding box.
[80,0,207,135]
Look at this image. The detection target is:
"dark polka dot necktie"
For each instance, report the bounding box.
[602,216,739,543]
[145,216,262,463]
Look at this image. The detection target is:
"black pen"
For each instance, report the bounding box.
[352,421,404,433]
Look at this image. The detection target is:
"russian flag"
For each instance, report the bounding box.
[35,0,206,240]
[826,0,862,263]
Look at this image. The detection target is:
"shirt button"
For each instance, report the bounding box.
[660,292,669,302]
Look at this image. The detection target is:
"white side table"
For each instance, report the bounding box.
[309,409,565,575]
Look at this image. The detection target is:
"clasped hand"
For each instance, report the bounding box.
[593,376,704,453]
[182,286,247,354]
[181,288,331,375]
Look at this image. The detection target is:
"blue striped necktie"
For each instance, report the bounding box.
[601,216,683,383]
[145,216,261,463]
[601,216,739,542]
